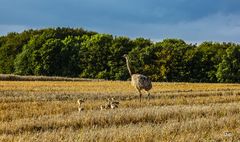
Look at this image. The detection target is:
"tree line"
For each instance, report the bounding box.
[0,27,240,82]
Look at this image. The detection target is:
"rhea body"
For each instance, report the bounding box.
[123,54,152,102]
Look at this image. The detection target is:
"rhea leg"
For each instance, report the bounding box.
[147,91,150,100]
[143,90,151,101]
[137,89,142,102]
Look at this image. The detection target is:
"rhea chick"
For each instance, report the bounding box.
[77,99,85,112]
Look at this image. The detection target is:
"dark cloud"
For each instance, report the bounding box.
[0,0,240,42]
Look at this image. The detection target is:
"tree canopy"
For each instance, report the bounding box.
[0,27,240,82]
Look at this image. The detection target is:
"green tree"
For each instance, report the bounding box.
[134,44,160,81]
[61,36,82,77]
[108,36,134,80]
[2,27,240,82]
[14,45,35,75]
[154,39,190,82]
[189,42,227,82]
[79,34,113,79]
[14,32,54,75]
[133,37,152,49]
[36,38,63,76]
[0,32,31,73]
[216,45,240,82]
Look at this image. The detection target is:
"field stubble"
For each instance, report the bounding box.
[0,81,240,141]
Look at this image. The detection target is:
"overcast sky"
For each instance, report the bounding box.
[1,0,240,43]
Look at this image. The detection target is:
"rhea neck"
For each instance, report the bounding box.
[124,56,132,76]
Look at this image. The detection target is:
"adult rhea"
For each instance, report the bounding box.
[123,54,152,102]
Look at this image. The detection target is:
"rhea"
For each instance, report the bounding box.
[123,54,152,102]
[110,97,119,109]
[77,99,85,112]
[100,97,120,110]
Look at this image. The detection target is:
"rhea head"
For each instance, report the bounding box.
[123,54,128,58]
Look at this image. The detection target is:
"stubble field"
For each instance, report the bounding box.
[0,81,240,141]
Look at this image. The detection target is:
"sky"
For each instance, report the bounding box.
[1,0,240,43]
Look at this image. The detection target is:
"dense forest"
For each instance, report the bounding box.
[0,27,240,82]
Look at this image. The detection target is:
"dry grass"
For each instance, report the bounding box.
[0,74,101,81]
[0,81,240,141]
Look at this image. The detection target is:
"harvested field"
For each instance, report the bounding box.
[0,81,240,141]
